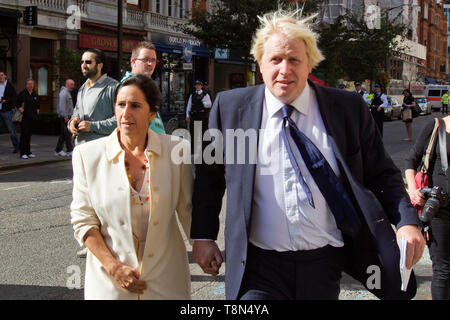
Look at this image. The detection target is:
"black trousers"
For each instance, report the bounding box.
[238,243,345,300]
[19,117,34,156]
[428,212,450,300]
[370,106,384,137]
[442,104,448,114]
[55,117,73,153]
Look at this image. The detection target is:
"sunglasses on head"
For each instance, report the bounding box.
[81,60,93,65]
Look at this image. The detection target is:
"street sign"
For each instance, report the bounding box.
[183,63,192,70]
[183,42,192,62]
[214,48,229,60]
[24,6,37,26]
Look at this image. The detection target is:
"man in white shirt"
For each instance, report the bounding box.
[0,71,19,153]
[190,9,425,300]
[370,83,388,137]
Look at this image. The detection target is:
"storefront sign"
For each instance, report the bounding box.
[79,34,141,53]
[214,48,229,60]
[183,63,193,70]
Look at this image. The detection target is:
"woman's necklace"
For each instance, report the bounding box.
[124,153,150,205]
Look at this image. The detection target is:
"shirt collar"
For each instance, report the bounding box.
[0,80,7,87]
[86,73,107,88]
[106,128,162,161]
[265,82,311,119]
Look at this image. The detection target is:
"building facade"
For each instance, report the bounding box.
[417,0,447,83]
[317,0,432,90]
[0,0,209,120]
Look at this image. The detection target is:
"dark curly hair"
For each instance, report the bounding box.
[115,74,162,113]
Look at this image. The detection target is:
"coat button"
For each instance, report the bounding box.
[148,253,154,258]
[152,221,159,226]
[241,260,245,266]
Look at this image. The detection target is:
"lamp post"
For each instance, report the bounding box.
[117,0,123,79]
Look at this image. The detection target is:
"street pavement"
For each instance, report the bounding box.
[0,113,442,299]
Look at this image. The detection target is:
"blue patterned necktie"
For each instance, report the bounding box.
[280,105,361,236]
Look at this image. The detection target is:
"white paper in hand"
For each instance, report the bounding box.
[399,237,412,291]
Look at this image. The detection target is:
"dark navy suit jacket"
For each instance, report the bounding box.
[191,80,422,300]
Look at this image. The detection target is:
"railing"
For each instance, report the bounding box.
[29,0,67,11]
[148,12,168,29]
[127,8,143,25]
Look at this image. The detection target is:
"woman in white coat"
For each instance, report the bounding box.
[70,74,193,299]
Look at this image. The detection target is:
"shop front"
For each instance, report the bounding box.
[150,33,209,123]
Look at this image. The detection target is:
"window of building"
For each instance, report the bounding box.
[156,0,161,13]
[424,3,428,19]
[128,0,139,6]
[169,0,175,17]
[179,0,185,18]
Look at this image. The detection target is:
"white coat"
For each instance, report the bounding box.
[70,128,193,299]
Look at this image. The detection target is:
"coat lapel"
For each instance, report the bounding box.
[238,84,265,231]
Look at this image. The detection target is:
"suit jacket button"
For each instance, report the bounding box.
[148,253,154,258]
[241,260,245,266]
[153,221,159,226]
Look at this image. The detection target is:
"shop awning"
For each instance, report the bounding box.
[153,42,210,57]
[308,74,330,87]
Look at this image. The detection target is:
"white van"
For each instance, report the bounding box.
[424,85,450,110]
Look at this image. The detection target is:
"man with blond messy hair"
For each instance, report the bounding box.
[191,9,424,300]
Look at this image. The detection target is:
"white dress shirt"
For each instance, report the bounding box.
[186,90,212,117]
[249,84,344,251]
[0,80,7,111]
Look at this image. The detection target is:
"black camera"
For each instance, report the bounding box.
[420,186,448,223]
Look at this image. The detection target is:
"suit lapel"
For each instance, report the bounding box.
[238,84,265,230]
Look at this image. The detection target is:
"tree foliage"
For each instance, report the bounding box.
[179,0,321,72]
[317,6,407,88]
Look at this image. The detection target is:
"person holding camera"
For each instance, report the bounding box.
[405,116,450,300]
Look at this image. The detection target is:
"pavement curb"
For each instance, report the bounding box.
[0,158,72,172]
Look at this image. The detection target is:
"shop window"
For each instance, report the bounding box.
[38,66,48,95]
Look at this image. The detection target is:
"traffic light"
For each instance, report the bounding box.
[23,6,37,26]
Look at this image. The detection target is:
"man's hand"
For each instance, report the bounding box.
[18,107,24,113]
[396,224,425,269]
[185,116,190,122]
[69,116,79,135]
[192,240,223,276]
[77,120,91,132]
[377,106,382,112]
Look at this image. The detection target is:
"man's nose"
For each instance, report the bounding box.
[279,60,289,75]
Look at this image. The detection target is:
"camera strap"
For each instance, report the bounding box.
[438,118,448,176]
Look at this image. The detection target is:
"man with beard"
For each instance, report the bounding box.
[68,48,118,145]
[68,48,118,258]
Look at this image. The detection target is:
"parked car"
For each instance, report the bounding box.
[385,96,402,121]
[415,96,431,115]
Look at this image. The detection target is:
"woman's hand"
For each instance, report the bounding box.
[106,261,147,294]
[409,187,426,207]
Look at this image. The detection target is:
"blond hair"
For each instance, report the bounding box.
[251,9,324,69]
[131,41,156,59]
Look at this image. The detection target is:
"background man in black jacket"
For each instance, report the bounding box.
[16,79,40,159]
[0,71,19,153]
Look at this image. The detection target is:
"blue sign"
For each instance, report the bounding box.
[183,42,192,62]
